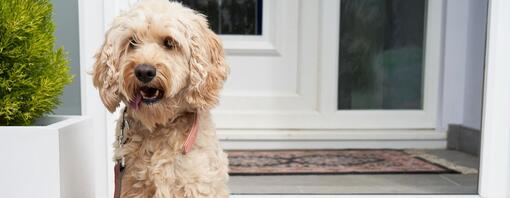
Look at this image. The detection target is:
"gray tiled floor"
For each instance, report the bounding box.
[228,149,479,194]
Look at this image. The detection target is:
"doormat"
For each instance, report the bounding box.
[227,149,460,175]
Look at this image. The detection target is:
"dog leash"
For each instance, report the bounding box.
[114,107,128,198]
[113,108,200,198]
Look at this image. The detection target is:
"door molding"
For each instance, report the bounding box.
[219,129,446,150]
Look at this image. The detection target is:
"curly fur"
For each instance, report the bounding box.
[92,0,230,197]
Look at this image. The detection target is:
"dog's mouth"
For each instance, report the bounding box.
[140,86,164,102]
[130,86,164,109]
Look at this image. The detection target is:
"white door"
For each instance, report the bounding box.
[211,0,444,148]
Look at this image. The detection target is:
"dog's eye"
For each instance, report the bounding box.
[129,38,138,49]
[163,38,175,49]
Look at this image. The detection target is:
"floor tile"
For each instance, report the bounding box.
[424,149,480,169]
[229,149,479,194]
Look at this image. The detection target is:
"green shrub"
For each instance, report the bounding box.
[0,0,72,126]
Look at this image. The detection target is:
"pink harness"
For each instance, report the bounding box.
[183,112,200,155]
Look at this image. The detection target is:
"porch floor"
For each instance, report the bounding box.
[228,149,479,194]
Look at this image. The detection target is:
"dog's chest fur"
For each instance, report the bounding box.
[115,112,229,197]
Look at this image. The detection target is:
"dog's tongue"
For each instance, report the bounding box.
[130,94,142,110]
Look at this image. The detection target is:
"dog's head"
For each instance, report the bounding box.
[92,0,228,126]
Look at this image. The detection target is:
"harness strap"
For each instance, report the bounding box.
[183,112,200,154]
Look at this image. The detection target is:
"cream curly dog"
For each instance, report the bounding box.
[92,0,230,197]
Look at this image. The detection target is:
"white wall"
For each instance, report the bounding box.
[51,0,81,115]
[462,0,487,130]
[440,0,487,132]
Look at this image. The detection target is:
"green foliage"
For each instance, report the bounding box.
[0,0,72,126]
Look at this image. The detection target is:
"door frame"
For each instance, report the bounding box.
[78,0,510,197]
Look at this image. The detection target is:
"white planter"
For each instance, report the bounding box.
[0,116,94,198]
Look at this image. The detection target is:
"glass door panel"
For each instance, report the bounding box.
[178,0,263,35]
[338,0,427,110]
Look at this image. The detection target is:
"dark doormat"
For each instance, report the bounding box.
[227,149,462,175]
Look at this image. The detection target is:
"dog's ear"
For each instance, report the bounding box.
[92,33,121,113]
[185,15,229,110]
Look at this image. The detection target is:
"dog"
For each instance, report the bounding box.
[92,0,230,197]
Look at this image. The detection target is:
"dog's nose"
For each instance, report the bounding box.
[134,64,156,83]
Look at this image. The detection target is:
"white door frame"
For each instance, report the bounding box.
[477,0,510,196]
[78,0,510,197]
[78,0,109,197]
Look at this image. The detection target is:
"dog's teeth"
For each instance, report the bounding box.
[139,87,162,103]
[141,89,160,99]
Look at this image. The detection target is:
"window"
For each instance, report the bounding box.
[178,0,263,35]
